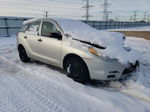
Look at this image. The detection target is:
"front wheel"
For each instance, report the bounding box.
[65,56,90,83]
[18,46,30,62]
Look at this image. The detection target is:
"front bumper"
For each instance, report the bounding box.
[83,57,139,81]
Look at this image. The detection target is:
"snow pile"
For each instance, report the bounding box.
[54,18,139,64]
[109,37,150,103]
[124,37,150,89]
[125,37,150,65]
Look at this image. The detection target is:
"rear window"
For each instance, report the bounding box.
[20,24,29,32]
[25,21,41,35]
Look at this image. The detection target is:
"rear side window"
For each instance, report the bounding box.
[25,21,41,35]
[20,24,29,32]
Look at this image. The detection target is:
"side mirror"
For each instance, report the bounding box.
[49,33,62,40]
[65,33,71,38]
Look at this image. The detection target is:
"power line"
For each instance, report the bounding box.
[82,0,94,21]
[0,1,82,16]
[0,1,81,9]
[48,0,82,5]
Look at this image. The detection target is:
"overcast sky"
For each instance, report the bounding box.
[0,0,150,21]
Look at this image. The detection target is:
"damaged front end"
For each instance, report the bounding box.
[72,38,106,49]
[121,61,140,78]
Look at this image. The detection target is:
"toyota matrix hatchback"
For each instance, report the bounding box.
[17,18,139,83]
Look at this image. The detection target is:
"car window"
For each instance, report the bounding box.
[25,21,41,35]
[41,21,60,37]
[20,24,29,32]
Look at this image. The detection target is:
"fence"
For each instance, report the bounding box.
[83,21,150,30]
[0,16,150,37]
[0,17,28,37]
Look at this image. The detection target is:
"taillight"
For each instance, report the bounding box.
[17,32,19,37]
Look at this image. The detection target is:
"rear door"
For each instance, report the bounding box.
[23,21,41,58]
[37,21,62,67]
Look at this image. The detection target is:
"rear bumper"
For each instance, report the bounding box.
[83,57,139,81]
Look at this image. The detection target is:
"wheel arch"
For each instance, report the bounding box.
[63,53,89,74]
[18,44,24,51]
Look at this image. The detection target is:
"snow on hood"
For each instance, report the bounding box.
[54,18,139,64]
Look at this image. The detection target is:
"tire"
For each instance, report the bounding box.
[18,46,30,62]
[65,56,90,83]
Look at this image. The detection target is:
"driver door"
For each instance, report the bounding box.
[37,21,62,67]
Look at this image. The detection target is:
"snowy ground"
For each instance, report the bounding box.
[0,36,150,112]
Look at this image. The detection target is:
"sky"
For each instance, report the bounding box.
[0,0,150,21]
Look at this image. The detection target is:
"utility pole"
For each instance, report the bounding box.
[102,0,111,21]
[143,12,147,22]
[133,11,137,22]
[44,10,49,18]
[130,15,133,22]
[82,0,93,21]
[115,16,119,21]
[147,14,150,22]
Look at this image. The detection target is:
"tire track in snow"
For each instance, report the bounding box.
[0,56,69,112]
[1,55,150,105]
[120,90,150,103]
[101,80,150,103]
[0,56,118,112]
[97,84,150,103]
[13,76,67,112]
[120,65,150,103]
[0,71,43,112]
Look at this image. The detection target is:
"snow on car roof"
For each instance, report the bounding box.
[24,18,139,64]
[23,18,39,24]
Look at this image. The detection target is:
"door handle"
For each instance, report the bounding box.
[24,36,27,39]
[37,39,42,42]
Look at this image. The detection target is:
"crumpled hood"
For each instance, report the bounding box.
[54,18,139,64]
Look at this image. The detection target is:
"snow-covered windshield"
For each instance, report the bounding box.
[54,18,139,64]
[54,18,125,47]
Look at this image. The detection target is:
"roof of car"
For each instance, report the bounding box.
[23,18,55,24]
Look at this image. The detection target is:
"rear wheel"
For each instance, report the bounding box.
[65,56,90,83]
[18,46,30,62]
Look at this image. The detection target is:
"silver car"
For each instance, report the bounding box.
[17,18,139,83]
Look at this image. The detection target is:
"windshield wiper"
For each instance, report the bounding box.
[72,38,106,49]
